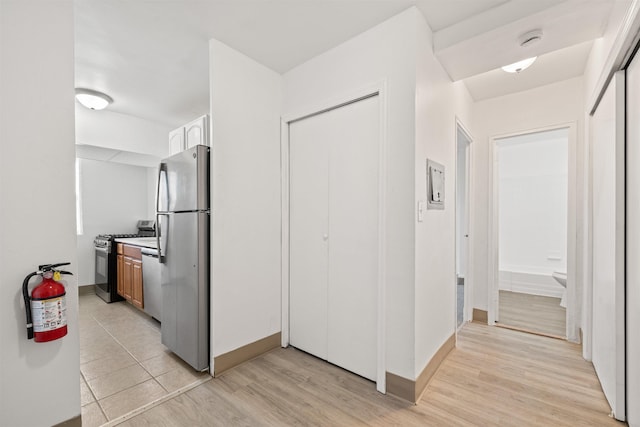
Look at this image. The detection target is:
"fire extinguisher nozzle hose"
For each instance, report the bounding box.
[38,262,71,272]
[22,271,38,340]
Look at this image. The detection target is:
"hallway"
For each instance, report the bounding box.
[118,322,618,426]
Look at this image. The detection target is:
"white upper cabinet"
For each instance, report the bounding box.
[168,127,185,156]
[185,115,209,150]
[169,114,210,156]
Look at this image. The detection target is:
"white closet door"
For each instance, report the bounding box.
[289,95,379,382]
[327,95,379,381]
[591,72,626,420]
[289,111,330,361]
[626,55,640,427]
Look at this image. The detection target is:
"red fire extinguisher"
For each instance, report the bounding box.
[22,262,73,342]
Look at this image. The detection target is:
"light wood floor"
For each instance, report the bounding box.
[498,290,566,338]
[118,322,619,427]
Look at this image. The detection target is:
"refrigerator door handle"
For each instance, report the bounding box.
[156,213,169,264]
[156,162,167,213]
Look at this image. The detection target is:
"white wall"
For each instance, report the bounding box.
[0,1,80,425]
[147,166,159,219]
[471,78,583,319]
[499,271,565,298]
[283,7,418,379]
[414,14,474,377]
[497,131,568,278]
[76,107,171,158]
[209,40,283,358]
[76,159,154,286]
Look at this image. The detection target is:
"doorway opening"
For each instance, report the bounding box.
[456,122,472,328]
[492,128,569,338]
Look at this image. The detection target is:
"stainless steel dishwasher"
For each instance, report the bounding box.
[141,247,161,322]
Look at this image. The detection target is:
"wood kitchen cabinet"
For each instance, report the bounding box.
[117,244,144,310]
[131,259,143,309]
[123,257,133,301]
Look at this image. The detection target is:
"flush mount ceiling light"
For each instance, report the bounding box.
[519,29,543,48]
[75,88,113,110]
[501,57,537,73]
[501,29,543,73]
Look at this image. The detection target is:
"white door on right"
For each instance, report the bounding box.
[591,72,626,421]
[289,95,379,382]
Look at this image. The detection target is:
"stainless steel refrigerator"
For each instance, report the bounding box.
[156,144,210,371]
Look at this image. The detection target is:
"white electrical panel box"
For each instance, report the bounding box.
[427,159,445,210]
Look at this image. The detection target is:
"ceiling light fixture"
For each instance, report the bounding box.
[500,29,543,74]
[75,88,113,110]
[501,57,537,73]
[519,29,543,48]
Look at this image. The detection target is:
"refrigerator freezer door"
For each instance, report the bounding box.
[157,145,209,213]
[160,211,210,371]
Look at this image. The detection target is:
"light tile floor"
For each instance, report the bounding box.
[79,293,209,426]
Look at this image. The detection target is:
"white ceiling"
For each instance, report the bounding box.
[75,0,622,128]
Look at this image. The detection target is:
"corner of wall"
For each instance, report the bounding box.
[413,5,472,381]
[209,38,283,358]
[1,2,80,425]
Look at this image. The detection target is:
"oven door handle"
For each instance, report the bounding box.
[94,246,109,254]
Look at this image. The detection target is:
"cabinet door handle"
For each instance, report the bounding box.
[323,233,329,241]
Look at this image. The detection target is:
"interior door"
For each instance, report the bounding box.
[289,108,330,361]
[625,54,640,426]
[289,95,379,382]
[591,72,625,420]
[456,126,471,327]
[326,96,379,381]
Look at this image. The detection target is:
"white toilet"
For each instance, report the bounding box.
[552,271,567,308]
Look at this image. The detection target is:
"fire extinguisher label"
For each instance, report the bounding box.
[31,297,67,332]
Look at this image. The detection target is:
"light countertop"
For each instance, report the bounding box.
[115,237,157,249]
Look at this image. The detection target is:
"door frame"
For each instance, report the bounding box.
[487,122,578,342]
[280,81,388,393]
[455,118,474,327]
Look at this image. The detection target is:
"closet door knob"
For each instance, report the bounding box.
[323,233,329,241]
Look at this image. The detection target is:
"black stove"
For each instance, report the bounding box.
[94,233,144,250]
[98,233,142,239]
[94,221,156,303]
